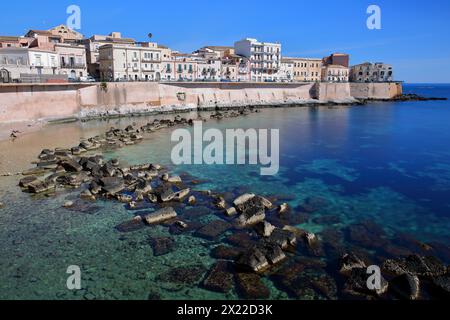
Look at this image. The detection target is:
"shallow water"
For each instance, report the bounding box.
[0,84,449,300]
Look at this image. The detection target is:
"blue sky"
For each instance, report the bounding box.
[1,0,449,83]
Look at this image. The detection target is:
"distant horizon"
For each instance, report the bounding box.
[1,0,450,83]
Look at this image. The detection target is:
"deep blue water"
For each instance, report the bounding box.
[0,84,449,300]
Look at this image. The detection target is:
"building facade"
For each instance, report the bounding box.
[55,43,87,80]
[82,32,136,79]
[99,43,163,81]
[279,58,295,82]
[286,57,322,82]
[234,38,281,82]
[350,62,394,82]
[0,47,60,82]
[321,64,349,82]
[322,53,350,68]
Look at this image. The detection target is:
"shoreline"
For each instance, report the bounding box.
[1,93,446,143]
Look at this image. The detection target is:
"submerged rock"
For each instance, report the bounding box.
[339,253,367,275]
[211,245,243,261]
[236,273,270,299]
[202,261,235,293]
[150,237,175,256]
[389,273,421,300]
[144,207,178,225]
[343,268,388,298]
[157,265,206,286]
[115,216,146,233]
[194,220,232,240]
[267,228,297,249]
[383,255,447,277]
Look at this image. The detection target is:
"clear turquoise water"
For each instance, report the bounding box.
[0,84,449,300]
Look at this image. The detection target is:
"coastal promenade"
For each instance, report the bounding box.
[0,82,402,123]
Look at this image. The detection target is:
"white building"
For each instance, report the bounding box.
[0,47,60,81]
[234,38,281,82]
[54,43,88,80]
[321,64,349,82]
[350,62,394,82]
[278,58,295,82]
[196,58,221,81]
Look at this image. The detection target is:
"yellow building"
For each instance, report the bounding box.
[286,57,322,82]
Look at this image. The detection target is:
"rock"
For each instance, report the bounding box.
[22,167,47,176]
[260,242,286,265]
[340,253,367,275]
[150,237,175,256]
[211,245,243,261]
[267,228,297,249]
[168,175,182,184]
[344,268,388,298]
[19,176,39,188]
[305,232,318,247]
[154,185,176,203]
[115,216,146,233]
[225,207,238,217]
[80,190,96,201]
[254,221,276,238]
[214,196,226,210]
[279,203,289,214]
[236,273,270,299]
[390,273,420,300]
[117,194,133,203]
[173,188,190,201]
[157,265,206,285]
[188,196,197,205]
[144,207,178,225]
[235,246,270,272]
[383,255,447,277]
[202,261,234,293]
[60,160,83,173]
[175,220,188,230]
[233,193,256,207]
[63,201,74,208]
[430,275,450,298]
[0,202,4,208]
[27,180,54,194]
[194,220,232,240]
[99,177,125,195]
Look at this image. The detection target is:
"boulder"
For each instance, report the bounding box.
[19,176,39,188]
[60,160,83,173]
[150,237,175,257]
[173,188,190,201]
[144,207,178,224]
[202,261,234,293]
[27,180,54,194]
[214,196,226,210]
[225,207,238,217]
[211,245,243,261]
[63,201,74,208]
[340,253,367,275]
[344,268,388,298]
[157,265,206,286]
[188,196,197,205]
[99,177,125,195]
[235,246,270,272]
[254,221,276,238]
[194,220,232,240]
[115,216,146,233]
[279,203,289,214]
[267,228,297,249]
[233,193,256,207]
[390,273,420,300]
[383,255,447,277]
[236,273,270,299]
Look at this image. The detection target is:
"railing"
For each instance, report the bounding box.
[61,63,86,69]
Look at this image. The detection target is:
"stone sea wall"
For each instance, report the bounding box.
[0,82,402,123]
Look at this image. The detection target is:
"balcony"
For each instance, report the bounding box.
[142,57,160,63]
[61,62,86,69]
